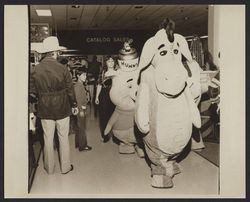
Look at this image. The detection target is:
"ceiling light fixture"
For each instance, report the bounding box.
[70,17,77,20]
[36,9,52,16]
[135,6,143,9]
[72,5,80,8]
[200,35,208,39]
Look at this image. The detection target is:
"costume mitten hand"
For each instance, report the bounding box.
[139,123,150,134]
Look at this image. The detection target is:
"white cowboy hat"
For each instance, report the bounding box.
[31,42,43,52]
[37,36,66,53]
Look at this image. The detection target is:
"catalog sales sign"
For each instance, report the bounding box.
[57,30,154,54]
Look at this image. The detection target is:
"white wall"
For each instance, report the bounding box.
[209,5,245,197]
[4,5,29,197]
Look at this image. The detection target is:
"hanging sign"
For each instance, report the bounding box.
[86,37,131,43]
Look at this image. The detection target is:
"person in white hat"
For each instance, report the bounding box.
[30,36,78,174]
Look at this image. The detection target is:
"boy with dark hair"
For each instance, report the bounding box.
[74,67,92,151]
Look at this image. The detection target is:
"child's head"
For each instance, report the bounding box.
[78,72,87,82]
[76,66,87,82]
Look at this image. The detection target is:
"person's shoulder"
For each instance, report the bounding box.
[32,62,44,72]
[55,61,68,71]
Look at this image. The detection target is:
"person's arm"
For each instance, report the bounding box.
[29,70,38,103]
[95,69,104,104]
[75,85,88,117]
[95,84,102,104]
[64,67,77,108]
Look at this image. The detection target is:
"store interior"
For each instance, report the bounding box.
[28,5,220,195]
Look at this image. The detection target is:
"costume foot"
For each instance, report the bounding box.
[165,161,182,177]
[119,143,135,154]
[103,135,110,143]
[151,175,173,188]
[79,146,92,151]
[135,145,145,158]
[172,162,182,176]
[62,164,74,175]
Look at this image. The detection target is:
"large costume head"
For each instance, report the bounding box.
[138,18,201,128]
[139,19,193,97]
[105,40,139,110]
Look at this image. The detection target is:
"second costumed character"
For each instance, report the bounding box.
[104,40,144,157]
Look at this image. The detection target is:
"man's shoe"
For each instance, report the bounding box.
[79,146,92,151]
[102,135,110,143]
[62,164,73,175]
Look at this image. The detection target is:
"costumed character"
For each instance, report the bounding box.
[135,18,201,188]
[104,40,144,157]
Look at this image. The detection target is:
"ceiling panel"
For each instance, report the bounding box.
[78,5,100,29]
[89,5,116,28]
[111,5,148,27]
[66,5,84,29]
[51,5,67,31]
[30,5,208,35]
[32,5,51,10]
[128,5,163,28]
[101,5,132,29]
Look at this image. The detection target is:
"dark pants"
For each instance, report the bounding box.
[75,112,87,150]
[99,87,115,138]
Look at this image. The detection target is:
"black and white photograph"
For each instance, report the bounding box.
[4,3,246,198]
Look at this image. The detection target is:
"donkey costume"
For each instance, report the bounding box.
[135,25,202,188]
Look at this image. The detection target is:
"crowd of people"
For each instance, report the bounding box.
[29,37,120,175]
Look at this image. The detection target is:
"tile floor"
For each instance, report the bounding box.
[29,107,219,198]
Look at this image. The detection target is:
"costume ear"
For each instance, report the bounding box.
[176,34,193,62]
[137,36,157,85]
[138,37,156,71]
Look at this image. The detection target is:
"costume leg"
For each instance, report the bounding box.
[144,139,181,188]
[134,144,145,158]
[113,128,136,154]
[41,119,56,174]
[119,142,135,154]
[56,116,71,173]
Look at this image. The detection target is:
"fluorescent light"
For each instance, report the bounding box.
[72,5,80,8]
[200,35,208,39]
[36,9,52,16]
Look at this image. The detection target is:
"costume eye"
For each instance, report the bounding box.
[173,49,179,54]
[127,78,133,88]
[160,50,168,56]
